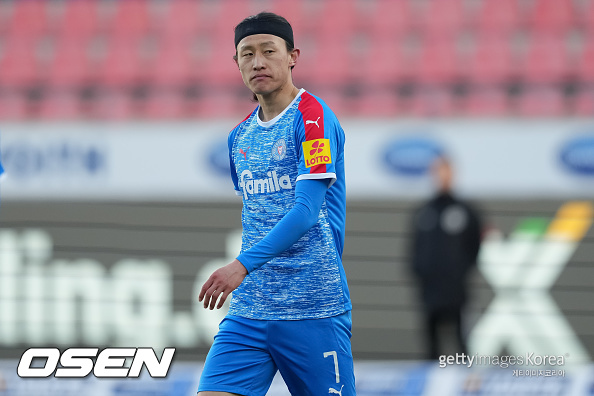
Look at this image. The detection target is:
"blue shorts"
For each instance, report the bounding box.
[198,312,355,396]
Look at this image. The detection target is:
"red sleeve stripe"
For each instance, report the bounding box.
[298,92,326,174]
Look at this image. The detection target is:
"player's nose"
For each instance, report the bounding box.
[252,53,266,69]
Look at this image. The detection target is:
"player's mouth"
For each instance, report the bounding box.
[251,73,271,81]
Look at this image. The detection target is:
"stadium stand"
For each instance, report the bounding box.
[0,0,590,120]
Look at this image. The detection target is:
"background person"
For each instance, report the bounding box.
[409,155,482,360]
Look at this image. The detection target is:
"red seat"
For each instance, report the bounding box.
[415,37,461,84]
[38,91,81,120]
[157,0,201,39]
[576,39,594,83]
[108,0,152,39]
[46,39,93,88]
[148,38,196,87]
[360,36,413,87]
[202,38,243,87]
[368,0,415,37]
[191,91,241,118]
[0,39,40,88]
[583,1,594,32]
[55,0,101,39]
[96,39,143,87]
[211,0,253,38]
[572,88,594,116]
[268,1,306,36]
[317,0,360,37]
[297,36,353,87]
[516,87,566,117]
[527,0,577,33]
[462,88,508,117]
[142,90,187,119]
[476,0,525,33]
[466,34,516,84]
[5,0,50,39]
[356,89,400,117]
[408,88,457,117]
[91,91,136,120]
[0,93,29,120]
[417,0,468,34]
[518,35,571,83]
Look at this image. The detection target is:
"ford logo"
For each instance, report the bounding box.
[207,140,230,176]
[559,136,594,176]
[383,137,444,176]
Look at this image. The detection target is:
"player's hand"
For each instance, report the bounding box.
[199,259,248,310]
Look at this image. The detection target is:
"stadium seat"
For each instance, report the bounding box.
[297,36,353,87]
[583,0,594,32]
[55,0,101,39]
[518,34,571,84]
[516,87,566,117]
[462,88,509,117]
[408,88,457,117]
[356,88,400,117]
[417,0,468,34]
[360,36,413,87]
[475,0,525,33]
[46,39,93,88]
[38,91,81,120]
[190,91,242,118]
[91,90,136,120]
[211,0,253,37]
[4,0,51,39]
[268,1,306,35]
[203,37,244,88]
[317,0,360,38]
[0,93,29,120]
[576,38,594,83]
[465,34,515,85]
[0,39,41,88]
[148,38,196,88]
[527,0,577,33]
[367,0,415,37]
[96,39,144,87]
[108,0,153,40]
[415,36,461,84]
[142,90,187,119]
[571,88,594,116]
[157,0,201,39]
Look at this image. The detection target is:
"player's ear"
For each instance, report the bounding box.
[233,54,239,68]
[289,48,300,68]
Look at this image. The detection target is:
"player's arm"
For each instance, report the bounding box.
[237,178,329,271]
[199,178,329,310]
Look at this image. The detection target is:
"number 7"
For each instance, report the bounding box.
[323,350,340,383]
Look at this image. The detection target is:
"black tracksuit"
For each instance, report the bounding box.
[410,192,482,359]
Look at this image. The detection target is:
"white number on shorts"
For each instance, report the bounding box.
[323,350,340,383]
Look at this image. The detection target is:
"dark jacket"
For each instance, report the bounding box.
[410,192,482,310]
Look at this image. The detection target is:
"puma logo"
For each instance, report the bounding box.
[306,116,320,128]
[328,385,344,395]
[239,147,249,160]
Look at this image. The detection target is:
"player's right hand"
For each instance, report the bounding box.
[198,259,248,310]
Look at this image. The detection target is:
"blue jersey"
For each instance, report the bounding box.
[227,89,351,320]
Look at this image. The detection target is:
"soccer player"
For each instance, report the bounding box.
[197,12,355,396]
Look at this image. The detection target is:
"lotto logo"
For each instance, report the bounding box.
[303,139,331,168]
[17,347,175,378]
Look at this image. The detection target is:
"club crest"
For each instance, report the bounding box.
[272,139,287,161]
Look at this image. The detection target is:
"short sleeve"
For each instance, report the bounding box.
[295,92,339,187]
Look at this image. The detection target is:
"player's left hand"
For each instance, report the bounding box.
[199,259,248,310]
